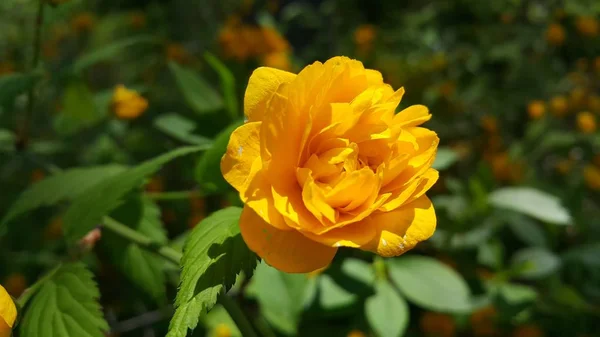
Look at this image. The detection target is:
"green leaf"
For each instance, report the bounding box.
[497,283,538,305]
[168,61,224,115]
[488,187,572,225]
[154,113,212,145]
[477,240,504,270]
[1,165,126,228]
[63,146,206,244]
[510,248,561,280]
[19,263,109,337]
[550,285,590,310]
[167,207,258,337]
[318,274,357,310]
[388,256,472,313]
[0,72,42,108]
[54,80,105,136]
[505,213,548,247]
[0,128,15,153]
[365,280,409,337]
[201,304,241,337]
[73,36,159,72]
[195,121,243,194]
[204,52,238,120]
[562,243,600,266]
[102,196,168,303]
[341,258,375,285]
[245,262,308,335]
[432,147,459,170]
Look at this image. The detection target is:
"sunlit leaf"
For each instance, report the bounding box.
[488,187,572,225]
[73,36,159,72]
[154,113,212,145]
[169,61,224,114]
[510,248,561,279]
[365,280,409,337]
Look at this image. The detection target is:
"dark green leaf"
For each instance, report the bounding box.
[63,146,206,244]
[19,263,109,337]
[54,80,105,136]
[505,213,548,247]
[432,147,459,170]
[477,240,504,270]
[318,274,357,310]
[73,36,159,72]
[510,248,561,280]
[341,258,375,285]
[168,61,224,115]
[1,165,126,228]
[167,207,258,337]
[154,113,212,145]
[195,121,243,194]
[488,187,571,225]
[204,53,238,120]
[365,280,409,337]
[0,129,15,153]
[388,255,472,313]
[0,72,42,108]
[562,243,600,266]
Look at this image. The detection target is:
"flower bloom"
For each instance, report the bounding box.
[71,12,96,33]
[222,57,439,273]
[111,85,148,120]
[420,311,456,337]
[576,111,596,134]
[550,96,568,116]
[546,23,566,45]
[0,285,16,337]
[575,16,599,37]
[347,330,367,337]
[527,100,545,119]
[354,25,376,54]
[584,165,600,190]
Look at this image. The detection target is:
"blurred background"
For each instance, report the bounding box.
[1,0,600,336]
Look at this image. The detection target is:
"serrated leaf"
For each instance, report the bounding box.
[388,256,472,313]
[19,263,109,337]
[167,207,257,337]
[365,280,409,337]
[1,165,126,228]
[488,187,571,225]
[0,72,42,108]
[63,146,206,244]
[73,36,159,72]
[510,248,560,280]
[204,53,238,120]
[102,196,167,303]
[154,113,212,145]
[195,121,243,194]
[432,147,459,170]
[169,61,223,114]
[245,262,308,335]
[54,80,105,136]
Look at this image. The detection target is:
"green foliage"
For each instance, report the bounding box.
[388,256,472,313]
[72,36,159,73]
[0,71,42,108]
[167,207,258,337]
[204,52,238,120]
[510,248,561,280]
[19,263,109,337]
[62,146,205,244]
[54,79,105,136]
[432,147,459,170]
[488,187,572,225]
[365,280,409,337]
[168,61,224,115]
[153,113,213,145]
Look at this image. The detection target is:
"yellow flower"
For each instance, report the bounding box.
[470,306,498,337]
[512,324,544,337]
[588,95,600,113]
[71,12,96,33]
[555,159,573,175]
[129,11,146,29]
[585,165,600,190]
[0,284,17,337]
[569,87,587,109]
[259,27,290,55]
[111,85,148,120]
[354,25,376,54]
[347,330,367,337]
[527,100,545,119]
[420,311,456,337]
[550,96,568,116]
[575,16,599,37]
[214,323,231,337]
[3,274,26,298]
[221,57,439,273]
[166,43,191,64]
[546,23,566,45]
[262,52,292,71]
[577,111,596,134]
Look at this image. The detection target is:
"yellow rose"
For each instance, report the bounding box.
[0,285,17,337]
[221,57,439,273]
[111,85,148,120]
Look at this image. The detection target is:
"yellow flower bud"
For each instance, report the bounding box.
[0,285,17,337]
[550,96,568,116]
[527,100,545,119]
[214,323,232,337]
[546,23,566,45]
[577,111,596,134]
[111,85,148,120]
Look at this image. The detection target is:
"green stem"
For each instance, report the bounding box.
[20,0,45,146]
[102,216,261,337]
[219,293,259,337]
[145,190,202,201]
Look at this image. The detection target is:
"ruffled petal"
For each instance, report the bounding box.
[221,122,262,194]
[245,67,296,122]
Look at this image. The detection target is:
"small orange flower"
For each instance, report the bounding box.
[584,165,600,190]
[512,324,544,337]
[262,52,292,71]
[575,16,599,37]
[555,159,573,175]
[481,115,498,133]
[111,85,148,120]
[550,96,568,116]
[354,24,376,54]
[222,57,439,273]
[420,311,456,337]
[546,23,566,45]
[527,100,545,119]
[71,12,96,33]
[166,43,191,64]
[577,111,596,134]
[130,11,147,29]
[470,306,499,337]
[0,62,14,75]
[0,285,17,337]
[347,330,367,337]
[3,273,27,298]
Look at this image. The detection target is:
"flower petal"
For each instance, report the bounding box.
[0,285,16,329]
[362,196,436,257]
[393,104,432,128]
[239,206,338,273]
[221,121,261,194]
[245,67,296,122]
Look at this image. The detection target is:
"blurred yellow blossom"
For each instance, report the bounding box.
[347,330,367,337]
[262,52,292,71]
[512,324,544,337]
[546,23,566,45]
[576,111,596,134]
[569,87,587,109]
[527,100,545,119]
[71,12,96,33]
[588,95,600,113]
[550,96,568,116]
[490,152,523,183]
[111,85,148,120]
[470,306,499,337]
[214,323,231,337]
[354,24,376,54]
[555,159,573,175]
[0,284,17,337]
[130,11,147,29]
[576,58,588,71]
[584,165,600,190]
[594,56,600,73]
[4,273,26,298]
[219,20,289,61]
[420,311,456,337]
[575,16,599,37]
